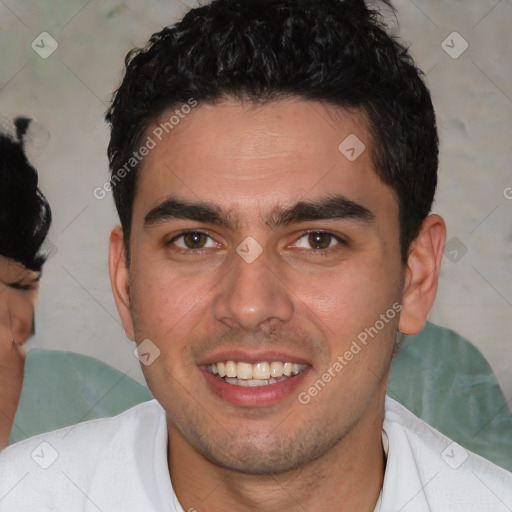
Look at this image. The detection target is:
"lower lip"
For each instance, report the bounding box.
[200,367,310,407]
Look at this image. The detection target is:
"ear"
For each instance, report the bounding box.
[109,226,135,340]
[398,214,446,335]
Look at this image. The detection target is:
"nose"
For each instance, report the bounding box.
[0,294,33,346]
[9,313,32,344]
[213,251,294,332]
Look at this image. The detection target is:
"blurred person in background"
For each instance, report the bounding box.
[0,117,51,448]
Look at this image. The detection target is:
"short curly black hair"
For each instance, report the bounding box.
[106,0,438,261]
[0,118,52,272]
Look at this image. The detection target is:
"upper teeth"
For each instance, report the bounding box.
[208,361,307,380]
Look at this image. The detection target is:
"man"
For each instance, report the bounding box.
[0,0,510,510]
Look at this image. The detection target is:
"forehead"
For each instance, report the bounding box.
[133,98,397,222]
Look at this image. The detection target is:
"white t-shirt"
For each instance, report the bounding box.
[0,396,510,511]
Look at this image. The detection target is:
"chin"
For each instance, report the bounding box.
[185,422,349,476]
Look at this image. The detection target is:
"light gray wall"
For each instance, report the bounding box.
[1,0,511,404]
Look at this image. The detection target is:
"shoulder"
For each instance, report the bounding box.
[382,396,512,511]
[0,400,166,510]
[4,398,163,458]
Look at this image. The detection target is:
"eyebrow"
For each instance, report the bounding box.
[144,198,234,229]
[143,195,374,230]
[266,195,375,228]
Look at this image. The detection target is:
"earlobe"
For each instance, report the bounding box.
[109,226,135,340]
[398,214,446,335]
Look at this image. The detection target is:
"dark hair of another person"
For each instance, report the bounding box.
[106,0,438,262]
[0,117,52,272]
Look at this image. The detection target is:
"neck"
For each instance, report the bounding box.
[167,393,386,512]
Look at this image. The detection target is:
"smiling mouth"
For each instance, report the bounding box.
[206,361,308,387]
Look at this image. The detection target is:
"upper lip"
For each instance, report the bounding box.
[196,350,311,366]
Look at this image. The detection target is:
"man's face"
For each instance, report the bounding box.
[117,99,405,474]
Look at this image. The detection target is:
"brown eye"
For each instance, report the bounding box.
[182,232,208,249]
[307,232,333,249]
[170,231,219,252]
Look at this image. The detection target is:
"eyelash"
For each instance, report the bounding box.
[167,229,347,252]
[7,282,34,291]
[168,230,220,252]
[292,230,347,251]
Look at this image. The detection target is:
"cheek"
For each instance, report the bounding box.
[129,265,210,341]
[292,258,402,341]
